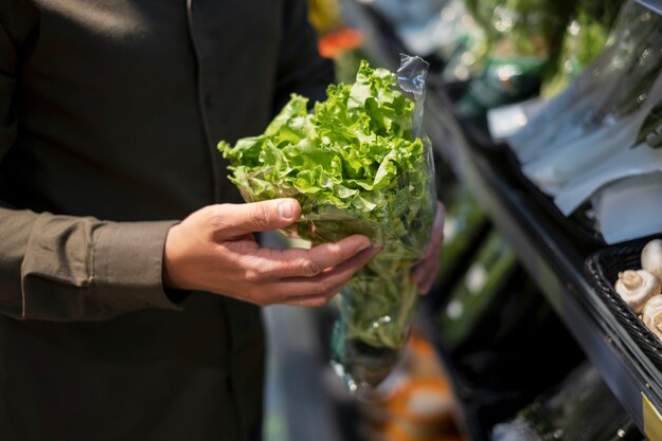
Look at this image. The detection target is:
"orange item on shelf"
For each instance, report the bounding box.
[360,332,468,441]
[318,28,365,58]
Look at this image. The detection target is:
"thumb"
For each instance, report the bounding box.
[215,198,301,238]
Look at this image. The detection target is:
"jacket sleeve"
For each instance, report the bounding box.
[273,0,335,109]
[0,12,182,322]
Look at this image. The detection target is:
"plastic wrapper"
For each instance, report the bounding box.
[455,0,572,120]
[592,172,662,244]
[220,56,437,392]
[541,0,621,97]
[510,0,662,164]
[438,0,488,83]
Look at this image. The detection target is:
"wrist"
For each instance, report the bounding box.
[162,224,187,291]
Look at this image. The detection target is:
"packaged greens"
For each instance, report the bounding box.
[510,0,662,165]
[455,0,572,120]
[439,231,518,349]
[437,0,488,83]
[541,0,622,98]
[219,56,437,391]
[434,186,488,290]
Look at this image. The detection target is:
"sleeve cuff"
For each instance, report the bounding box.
[93,220,183,313]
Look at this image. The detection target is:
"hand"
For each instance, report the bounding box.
[411,201,445,294]
[163,199,378,307]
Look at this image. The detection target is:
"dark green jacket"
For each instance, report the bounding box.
[0,1,332,440]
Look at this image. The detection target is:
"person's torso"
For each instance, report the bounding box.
[0,1,285,439]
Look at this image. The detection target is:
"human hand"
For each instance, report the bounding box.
[411,201,445,294]
[162,199,378,307]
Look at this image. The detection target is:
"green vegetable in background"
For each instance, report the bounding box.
[456,0,573,120]
[542,0,622,97]
[220,59,436,390]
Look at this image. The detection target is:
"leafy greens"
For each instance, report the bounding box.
[219,59,436,390]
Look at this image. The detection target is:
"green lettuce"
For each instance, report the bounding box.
[219,60,436,389]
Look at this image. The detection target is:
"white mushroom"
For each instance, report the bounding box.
[614,270,662,314]
[642,239,662,282]
[643,295,662,341]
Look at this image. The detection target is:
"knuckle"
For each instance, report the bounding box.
[209,204,231,230]
[301,259,323,277]
[244,269,262,283]
[316,279,336,296]
[250,204,273,230]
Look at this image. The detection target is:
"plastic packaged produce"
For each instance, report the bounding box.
[455,0,572,120]
[541,0,622,97]
[522,70,662,196]
[220,56,437,391]
[434,186,488,291]
[491,364,641,441]
[437,0,488,83]
[590,172,662,244]
[439,231,518,349]
[510,0,662,165]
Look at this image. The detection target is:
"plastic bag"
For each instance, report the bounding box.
[455,0,572,120]
[509,0,662,163]
[541,0,621,98]
[220,56,437,392]
[438,0,488,82]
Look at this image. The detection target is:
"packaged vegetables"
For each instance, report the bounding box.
[454,0,572,121]
[505,0,662,244]
[541,0,621,97]
[219,56,437,391]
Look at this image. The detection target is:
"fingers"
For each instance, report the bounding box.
[283,293,340,308]
[210,199,301,238]
[277,246,379,303]
[251,234,372,279]
[413,201,446,294]
[413,245,441,294]
[432,202,445,248]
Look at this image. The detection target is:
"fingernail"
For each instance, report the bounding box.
[278,201,295,220]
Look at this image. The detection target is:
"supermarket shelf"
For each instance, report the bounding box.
[425,90,662,437]
[341,0,662,437]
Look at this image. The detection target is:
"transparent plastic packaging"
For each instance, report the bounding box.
[510,0,662,164]
[220,56,437,392]
[455,0,571,119]
[541,0,621,98]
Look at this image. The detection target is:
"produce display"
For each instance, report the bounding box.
[509,0,662,167]
[502,0,662,243]
[434,185,488,291]
[220,57,437,391]
[454,0,572,121]
[438,231,518,349]
[613,239,662,340]
[541,0,621,97]
[492,363,639,441]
